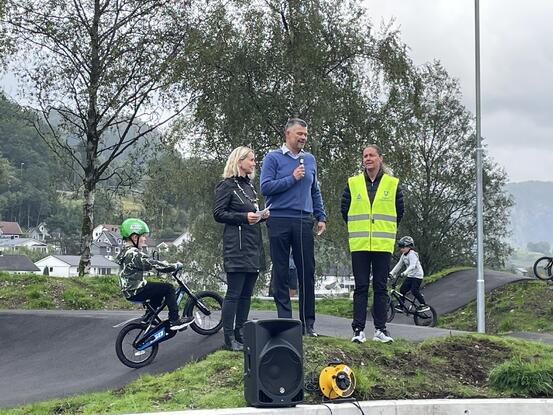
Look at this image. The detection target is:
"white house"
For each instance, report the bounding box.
[0,221,23,238]
[156,231,190,252]
[0,238,48,253]
[28,222,50,241]
[92,224,120,240]
[35,255,119,277]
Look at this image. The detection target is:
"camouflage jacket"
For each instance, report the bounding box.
[115,245,179,298]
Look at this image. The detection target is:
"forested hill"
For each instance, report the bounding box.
[507,181,553,248]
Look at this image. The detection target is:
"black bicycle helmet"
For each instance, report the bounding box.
[398,235,414,248]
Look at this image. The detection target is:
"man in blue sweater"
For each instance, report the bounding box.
[260,118,326,336]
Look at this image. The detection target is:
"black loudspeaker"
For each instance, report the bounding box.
[243,318,304,407]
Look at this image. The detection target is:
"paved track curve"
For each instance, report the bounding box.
[0,269,532,409]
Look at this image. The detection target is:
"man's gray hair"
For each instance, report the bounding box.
[284,118,308,132]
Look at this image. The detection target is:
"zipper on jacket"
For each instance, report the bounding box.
[234,190,245,204]
[238,225,242,250]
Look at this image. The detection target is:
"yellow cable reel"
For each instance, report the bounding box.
[319,362,356,399]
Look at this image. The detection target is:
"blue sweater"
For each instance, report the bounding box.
[260,149,326,221]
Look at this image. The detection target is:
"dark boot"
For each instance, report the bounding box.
[234,327,244,344]
[224,333,244,352]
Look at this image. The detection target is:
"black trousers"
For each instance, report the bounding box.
[267,216,316,330]
[222,272,258,336]
[351,251,391,332]
[128,281,180,321]
[400,277,426,305]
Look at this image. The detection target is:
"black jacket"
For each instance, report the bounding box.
[213,176,263,273]
[340,169,404,224]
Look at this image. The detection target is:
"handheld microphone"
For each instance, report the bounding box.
[299,155,304,165]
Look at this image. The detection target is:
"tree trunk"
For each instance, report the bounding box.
[78,178,95,276]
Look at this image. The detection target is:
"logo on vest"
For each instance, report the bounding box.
[356,193,362,200]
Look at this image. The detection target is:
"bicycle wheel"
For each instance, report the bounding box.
[115,322,159,368]
[386,298,396,323]
[185,291,223,335]
[371,296,395,323]
[413,305,437,327]
[533,257,553,280]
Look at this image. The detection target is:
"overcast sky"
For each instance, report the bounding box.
[2,1,550,183]
[365,0,552,183]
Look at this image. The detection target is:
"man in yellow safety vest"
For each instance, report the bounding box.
[340,144,404,343]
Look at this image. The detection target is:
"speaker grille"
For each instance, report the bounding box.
[259,345,302,396]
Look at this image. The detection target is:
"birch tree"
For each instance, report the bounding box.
[3,0,193,274]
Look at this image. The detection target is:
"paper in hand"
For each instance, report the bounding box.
[252,204,271,224]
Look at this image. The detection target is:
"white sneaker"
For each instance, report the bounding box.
[417,305,431,312]
[373,329,394,343]
[351,329,366,343]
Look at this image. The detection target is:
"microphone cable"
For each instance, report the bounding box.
[299,154,307,334]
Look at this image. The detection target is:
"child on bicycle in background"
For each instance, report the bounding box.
[389,236,430,312]
[116,218,194,330]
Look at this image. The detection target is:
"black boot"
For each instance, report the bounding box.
[224,333,244,351]
[234,327,244,344]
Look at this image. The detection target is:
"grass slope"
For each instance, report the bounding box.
[0,272,134,310]
[439,280,553,334]
[3,334,553,414]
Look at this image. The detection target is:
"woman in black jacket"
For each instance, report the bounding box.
[213,146,268,351]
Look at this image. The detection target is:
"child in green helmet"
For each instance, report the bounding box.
[116,218,193,330]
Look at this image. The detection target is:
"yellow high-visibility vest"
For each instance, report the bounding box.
[347,173,399,253]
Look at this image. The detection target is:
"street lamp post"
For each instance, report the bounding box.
[475,0,485,333]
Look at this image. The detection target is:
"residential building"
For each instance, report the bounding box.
[92,224,120,240]
[0,221,23,239]
[91,230,123,259]
[0,238,48,253]
[34,255,119,277]
[156,231,190,252]
[0,254,40,273]
[28,222,50,241]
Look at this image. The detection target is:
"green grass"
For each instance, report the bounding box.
[0,273,135,311]
[4,334,553,414]
[438,280,553,334]
[0,266,465,314]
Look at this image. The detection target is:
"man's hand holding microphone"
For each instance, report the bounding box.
[293,155,305,181]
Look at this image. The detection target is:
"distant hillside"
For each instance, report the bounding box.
[506,181,553,249]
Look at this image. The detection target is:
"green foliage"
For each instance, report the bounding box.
[490,358,553,396]
[388,62,513,273]
[3,0,196,273]
[0,92,61,226]
[62,288,100,309]
[0,273,134,310]
[169,0,413,274]
[6,334,553,414]
[439,280,553,334]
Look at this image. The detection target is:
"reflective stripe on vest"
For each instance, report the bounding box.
[347,173,399,253]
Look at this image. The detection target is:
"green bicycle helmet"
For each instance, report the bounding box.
[120,218,150,238]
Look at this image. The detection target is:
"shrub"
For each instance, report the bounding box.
[63,288,100,309]
[498,317,515,332]
[490,358,553,396]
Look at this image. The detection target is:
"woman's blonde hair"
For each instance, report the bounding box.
[222,146,255,179]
